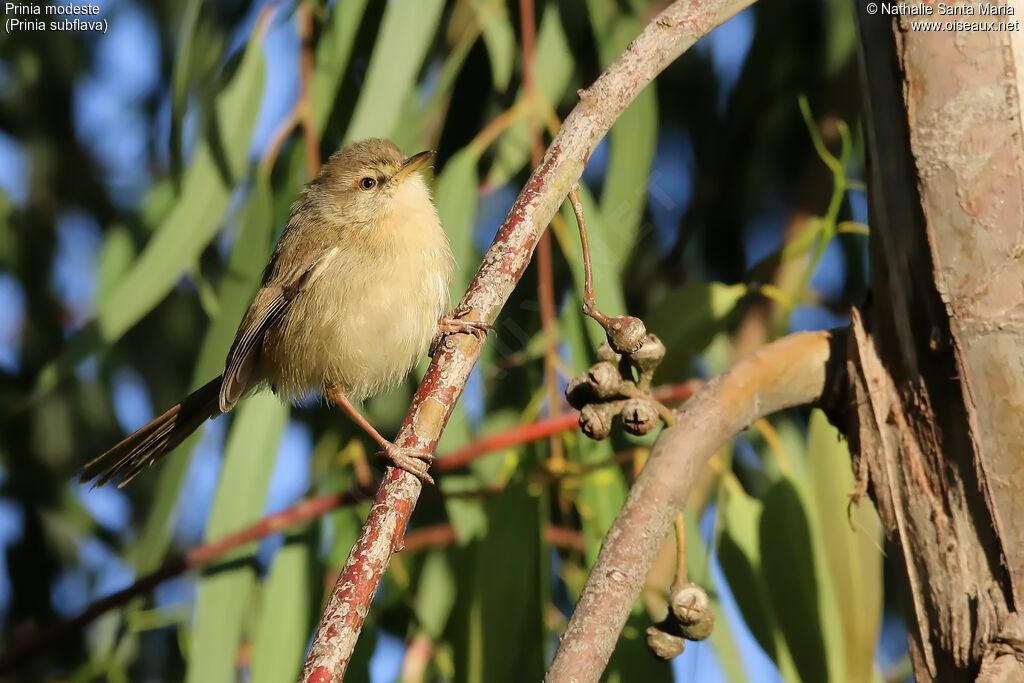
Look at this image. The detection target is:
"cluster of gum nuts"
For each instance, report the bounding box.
[564,315,667,439]
[565,314,716,660]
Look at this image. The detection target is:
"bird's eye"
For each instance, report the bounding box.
[359,177,377,190]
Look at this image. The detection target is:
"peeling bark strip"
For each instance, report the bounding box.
[546,330,843,683]
[299,1,755,679]
[851,8,1022,681]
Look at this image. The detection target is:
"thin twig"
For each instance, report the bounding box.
[567,185,612,327]
[259,102,300,177]
[470,100,531,154]
[671,513,687,594]
[546,329,842,682]
[0,488,370,674]
[437,382,692,469]
[302,3,757,679]
[402,522,585,554]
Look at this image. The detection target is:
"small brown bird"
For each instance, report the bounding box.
[82,138,485,487]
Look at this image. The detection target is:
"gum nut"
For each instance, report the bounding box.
[606,316,647,355]
[620,398,659,436]
[596,340,619,363]
[630,333,666,371]
[646,625,685,660]
[671,583,715,641]
[565,374,595,410]
[586,361,622,399]
[579,403,612,440]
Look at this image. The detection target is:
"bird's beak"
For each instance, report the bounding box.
[390,150,435,184]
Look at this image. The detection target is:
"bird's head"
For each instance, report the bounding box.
[314,138,436,228]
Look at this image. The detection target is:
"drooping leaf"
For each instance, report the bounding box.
[35,18,268,396]
[476,0,515,91]
[344,0,446,142]
[250,531,318,683]
[807,409,883,683]
[130,178,274,572]
[485,4,574,187]
[590,15,658,256]
[760,478,829,683]
[96,22,265,345]
[186,393,289,683]
[168,0,204,184]
[433,147,481,297]
[451,485,544,683]
[644,281,747,380]
[95,226,135,307]
[415,548,458,640]
[717,481,780,664]
[311,0,371,135]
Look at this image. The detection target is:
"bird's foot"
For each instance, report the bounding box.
[431,309,493,356]
[376,442,436,485]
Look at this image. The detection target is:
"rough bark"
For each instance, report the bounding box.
[848,6,1024,679]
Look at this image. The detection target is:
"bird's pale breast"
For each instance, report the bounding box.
[259,176,453,403]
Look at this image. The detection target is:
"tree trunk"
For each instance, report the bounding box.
[846,6,1024,680]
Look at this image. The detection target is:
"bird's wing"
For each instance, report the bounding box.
[219,247,338,412]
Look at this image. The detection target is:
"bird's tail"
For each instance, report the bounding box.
[80,376,224,488]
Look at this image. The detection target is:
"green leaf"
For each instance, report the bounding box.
[168,0,203,183]
[130,179,274,572]
[414,549,457,640]
[311,0,371,135]
[717,482,780,664]
[186,392,289,683]
[250,531,317,683]
[98,23,265,343]
[476,0,515,91]
[584,0,617,40]
[35,19,267,396]
[598,24,657,255]
[760,479,829,683]
[95,226,135,307]
[440,408,519,543]
[485,4,573,187]
[683,510,746,683]
[433,147,480,298]
[644,281,747,380]
[452,485,544,683]
[581,12,658,257]
[344,0,446,142]
[807,409,883,683]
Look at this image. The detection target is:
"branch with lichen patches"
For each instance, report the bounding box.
[300,1,758,680]
[546,329,845,682]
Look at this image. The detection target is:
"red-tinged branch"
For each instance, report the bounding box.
[301,2,756,680]
[0,488,369,674]
[545,330,844,682]
[400,522,585,554]
[439,381,694,469]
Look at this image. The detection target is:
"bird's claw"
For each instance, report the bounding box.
[376,442,436,485]
[431,311,493,356]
